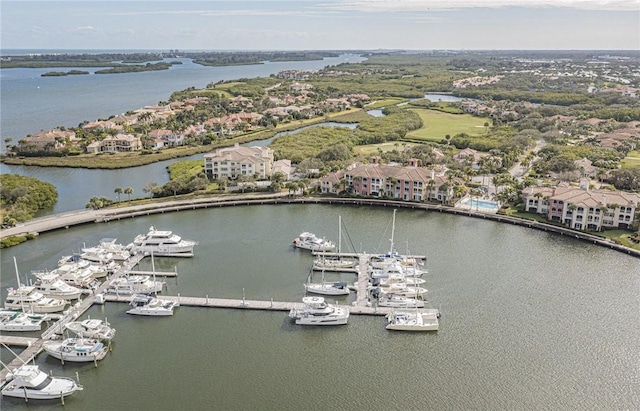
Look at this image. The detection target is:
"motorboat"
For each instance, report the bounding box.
[369,260,427,278]
[1,364,83,400]
[126,294,178,316]
[64,318,115,340]
[130,226,197,257]
[371,274,426,287]
[93,238,131,261]
[106,275,164,295]
[0,310,48,332]
[4,286,68,313]
[43,338,108,363]
[292,232,335,252]
[32,273,84,300]
[386,310,439,331]
[376,295,425,309]
[35,263,101,289]
[288,296,349,326]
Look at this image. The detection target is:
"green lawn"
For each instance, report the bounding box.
[621,150,640,169]
[365,98,408,109]
[354,141,421,156]
[405,109,491,142]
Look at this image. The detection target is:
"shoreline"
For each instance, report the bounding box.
[2,193,638,258]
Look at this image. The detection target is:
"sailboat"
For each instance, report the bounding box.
[4,258,68,314]
[312,215,357,270]
[126,251,178,316]
[304,268,350,296]
[371,209,425,268]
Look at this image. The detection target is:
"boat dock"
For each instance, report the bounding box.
[1,249,439,384]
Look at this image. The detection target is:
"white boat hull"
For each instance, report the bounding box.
[1,378,82,400]
[126,307,174,316]
[304,283,350,296]
[386,312,439,331]
[294,316,348,326]
[0,311,46,332]
[4,302,66,314]
[43,340,108,363]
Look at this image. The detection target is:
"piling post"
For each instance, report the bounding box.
[60,391,65,406]
[24,386,28,402]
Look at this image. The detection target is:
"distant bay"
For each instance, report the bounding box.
[0,52,365,147]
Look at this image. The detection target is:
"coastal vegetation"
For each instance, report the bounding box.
[42,70,89,77]
[0,174,57,226]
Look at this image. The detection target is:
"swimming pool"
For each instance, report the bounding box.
[461,197,500,210]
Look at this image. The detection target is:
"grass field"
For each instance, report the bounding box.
[405,109,491,142]
[354,141,421,155]
[621,150,640,169]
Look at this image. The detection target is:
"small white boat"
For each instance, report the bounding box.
[0,310,48,332]
[369,261,427,278]
[126,294,178,316]
[33,273,84,300]
[371,274,426,287]
[288,296,349,326]
[292,232,335,252]
[312,257,356,271]
[43,338,108,363]
[374,283,427,297]
[386,310,439,331]
[376,295,425,309]
[94,238,131,261]
[4,286,68,313]
[1,364,83,400]
[130,226,197,257]
[36,263,101,289]
[64,318,115,340]
[304,281,350,296]
[106,275,164,295]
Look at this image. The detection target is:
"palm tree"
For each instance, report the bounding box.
[114,187,123,201]
[124,187,133,201]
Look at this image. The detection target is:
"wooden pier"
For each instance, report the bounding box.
[0,336,38,347]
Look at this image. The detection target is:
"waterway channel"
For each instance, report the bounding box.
[1,204,638,410]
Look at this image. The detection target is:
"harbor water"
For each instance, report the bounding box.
[1,204,639,410]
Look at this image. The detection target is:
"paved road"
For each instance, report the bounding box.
[1,192,290,240]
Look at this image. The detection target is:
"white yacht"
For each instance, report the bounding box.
[4,286,68,313]
[288,296,349,326]
[376,295,425,309]
[386,310,439,331]
[0,310,48,332]
[64,318,115,340]
[371,274,426,287]
[130,226,197,257]
[304,281,350,296]
[126,294,178,316]
[292,232,335,252]
[106,275,164,295]
[1,364,83,400]
[36,263,101,289]
[33,273,84,300]
[373,283,427,297]
[43,338,108,363]
[94,238,131,261]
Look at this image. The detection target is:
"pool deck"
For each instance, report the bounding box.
[455,197,499,214]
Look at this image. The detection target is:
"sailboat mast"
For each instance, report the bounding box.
[389,209,397,255]
[338,215,342,254]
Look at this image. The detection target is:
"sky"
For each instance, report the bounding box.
[1,0,639,51]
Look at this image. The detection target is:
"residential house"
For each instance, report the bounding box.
[522,183,638,231]
[321,163,459,203]
[86,134,142,153]
[148,129,184,147]
[204,144,275,180]
[17,130,77,152]
[573,158,598,179]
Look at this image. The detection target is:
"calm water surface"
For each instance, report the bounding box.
[1,205,638,410]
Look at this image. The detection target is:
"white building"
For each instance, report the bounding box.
[204,143,275,180]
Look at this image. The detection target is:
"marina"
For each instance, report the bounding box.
[1,204,638,410]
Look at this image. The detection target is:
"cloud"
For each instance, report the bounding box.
[66,26,98,35]
[110,8,335,18]
[319,0,640,12]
